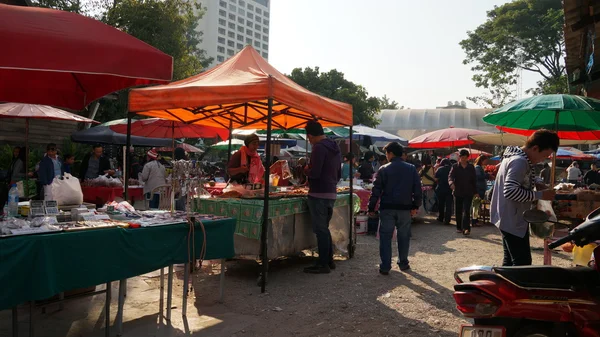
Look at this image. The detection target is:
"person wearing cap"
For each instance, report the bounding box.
[140,149,167,209]
[227,134,265,184]
[435,158,453,225]
[79,144,114,180]
[449,149,477,235]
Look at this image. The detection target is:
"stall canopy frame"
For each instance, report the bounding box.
[126,46,354,293]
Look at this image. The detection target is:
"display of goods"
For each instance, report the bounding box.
[270,160,292,180]
[484,165,499,180]
[337,186,350,193]
[218,190,243,198]
[82,175,123,187]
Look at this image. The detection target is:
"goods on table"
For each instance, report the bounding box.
[218,190,243,198]
[0,217,61,235]
[82,175,123,187]
[269,160,292,180]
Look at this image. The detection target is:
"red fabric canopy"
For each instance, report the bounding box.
[496,126,600,141]
[110,118,229,140]
[0,103,98,123]
[0,4,173,110]
[409,127,492,149]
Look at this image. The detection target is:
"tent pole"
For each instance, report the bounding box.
[545,110,560,266]
[260,97,273,293]
[25,119,29,199]
[124,114,132,201]
[227,120,233,164]
[348,125,354,258]
[172,122,175,160]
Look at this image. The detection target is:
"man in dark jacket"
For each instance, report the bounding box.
[449,149,477,235]
[79,145,114,180]
[435,159,453,225]
[38,143,64,200]
[368,142,422,274]
[304,121,342,274]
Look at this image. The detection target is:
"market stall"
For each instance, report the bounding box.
[81,185,144,206]
[126,45,355,292]
[193,191,358,260]
[0,208,235,336]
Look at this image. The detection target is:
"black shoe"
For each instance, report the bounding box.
[304,265,331,274]
[329,261,336,270]
[379,269,390,275]
[399,264,411,272]
[436,218,443,222]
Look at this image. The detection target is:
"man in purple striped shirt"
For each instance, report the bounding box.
[490,130,559,266]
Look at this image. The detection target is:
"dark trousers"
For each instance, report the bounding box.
[436,190,452,224]
[454,195,473,231]
[146,193,160,209]
[501,229,532,266]
[307,196,335,266]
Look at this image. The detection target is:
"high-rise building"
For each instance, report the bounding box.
[196,0,270,67]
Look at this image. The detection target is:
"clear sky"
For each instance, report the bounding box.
[268,0,539,109]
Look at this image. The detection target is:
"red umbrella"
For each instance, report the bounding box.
[449,148,492,160]
[0,103,99,188]
[109,118,229,140]
[0,4,173,110]
[409,127,492,148]
[496,126,600,141]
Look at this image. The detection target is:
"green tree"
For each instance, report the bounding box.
[460,0,567,96]
[378,95,401,110]
[32,0,83,12]
[288,67,381,127]
[467,85,515,109]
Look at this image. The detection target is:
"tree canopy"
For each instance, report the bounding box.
[288,67,395,127]
[461,0,567,105]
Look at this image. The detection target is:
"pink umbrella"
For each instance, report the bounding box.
[409,127,492,149]
[451,148,492,160]
[0,103,99,187]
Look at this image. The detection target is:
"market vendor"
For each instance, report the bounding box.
[38,143,63,199]
[79,144,114,180]
[584,163,600,186]
[227,134,265,184]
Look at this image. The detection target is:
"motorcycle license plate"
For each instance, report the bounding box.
[459,325,505,337]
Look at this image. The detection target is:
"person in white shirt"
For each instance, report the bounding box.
[140,149,166,209]
[566,161,582,184]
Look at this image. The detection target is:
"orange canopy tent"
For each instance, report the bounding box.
[128,46,352,130]
[126,46,355,293]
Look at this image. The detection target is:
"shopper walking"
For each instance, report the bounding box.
[449,149,477,235]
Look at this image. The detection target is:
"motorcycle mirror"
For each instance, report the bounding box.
[523,209,550,224]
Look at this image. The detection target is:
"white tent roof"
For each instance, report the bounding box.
[376,108,494,140]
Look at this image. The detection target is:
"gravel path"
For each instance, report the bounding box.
[0,217,574,337]
[186,217,573,337]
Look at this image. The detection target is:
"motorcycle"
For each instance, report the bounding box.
[452,207,600,337]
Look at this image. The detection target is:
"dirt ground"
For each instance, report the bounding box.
[0,217,573,337]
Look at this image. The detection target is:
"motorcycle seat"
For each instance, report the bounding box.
[493,266,600,291]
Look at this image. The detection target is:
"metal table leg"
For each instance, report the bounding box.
[159,268,164,318]
[166,265,173,321]
[182,263,189,317]
[116,279,126,336]
[29,301,33,337]
[219,259,226,303]
[105,282,111,337]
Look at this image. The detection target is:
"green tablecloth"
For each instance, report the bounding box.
[0,218,235,311]
[193,194,359,239]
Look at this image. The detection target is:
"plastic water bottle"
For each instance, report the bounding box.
[8,184,19,217]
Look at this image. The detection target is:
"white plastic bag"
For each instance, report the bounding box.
[47,173,83,205]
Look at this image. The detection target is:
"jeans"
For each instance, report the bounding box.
[379,209,411,272]
[455,195,473,231]
[501,229,532,266]
[436,190,452,224]
[146,193,160,209]
[307,196,335,266]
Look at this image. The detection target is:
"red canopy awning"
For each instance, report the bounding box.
[109,118,229,140]
[0,4,173,110]
[496,126,600,141]
[0,103,98,123]
[128,46,352,129]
